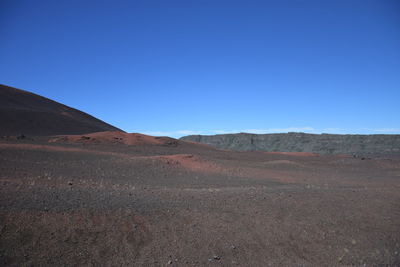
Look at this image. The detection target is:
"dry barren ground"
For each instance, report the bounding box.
[1,133,400,266]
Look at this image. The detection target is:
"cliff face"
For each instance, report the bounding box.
[180,132,400,154]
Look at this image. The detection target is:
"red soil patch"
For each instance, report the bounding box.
[0,143,296,184]
[128,154,221,173]
[264,159,305,167]
[155,154,299,183]
[48,131,177,146]
[179,140,215,149]
[264,152,318,157]
[0,143,215,172]
[159,154,219,172]
[0,143,126,157]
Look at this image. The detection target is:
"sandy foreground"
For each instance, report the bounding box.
[1,133,399,266]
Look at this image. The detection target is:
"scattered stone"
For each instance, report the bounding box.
[166,140,178,146]
[68,182,73,186]
[213,255,221,260]
[17,134,26,140]
[168,260,172,264]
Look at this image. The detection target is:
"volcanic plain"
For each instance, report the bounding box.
[1,131,400,266]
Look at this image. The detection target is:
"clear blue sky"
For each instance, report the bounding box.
[1,0,399,137]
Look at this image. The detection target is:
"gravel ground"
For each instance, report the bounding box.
[1,137,400,266]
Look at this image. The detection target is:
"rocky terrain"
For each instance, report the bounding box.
[1,132,400,266]
[1,85,399,266]
[181,132,400,154]
[0,84,121,136]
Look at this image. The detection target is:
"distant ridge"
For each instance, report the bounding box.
[180,132,400,154]
[0,84,123,136]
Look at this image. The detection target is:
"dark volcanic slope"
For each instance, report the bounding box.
[0,84,122,136]
[181,132,400,154]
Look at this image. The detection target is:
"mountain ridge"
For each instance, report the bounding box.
[180,132,400,154]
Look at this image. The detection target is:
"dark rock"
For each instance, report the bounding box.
[17,134,26,140]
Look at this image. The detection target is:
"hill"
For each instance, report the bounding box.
[180,132,400,154]
[0,84,122,136]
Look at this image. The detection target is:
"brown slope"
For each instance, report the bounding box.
[0,84,123,136]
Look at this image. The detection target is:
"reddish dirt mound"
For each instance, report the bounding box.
[48,131,178,146]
